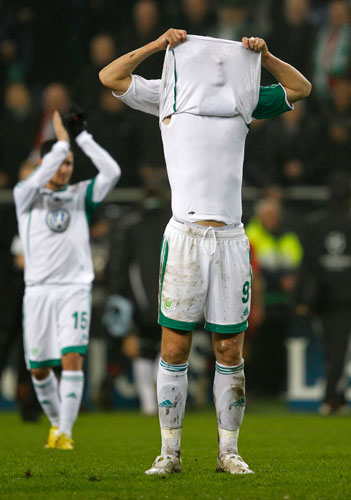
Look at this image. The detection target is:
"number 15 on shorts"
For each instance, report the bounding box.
[72,311,89,330]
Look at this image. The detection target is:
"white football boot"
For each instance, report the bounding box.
[145,454,182,475]
[216,453,254,474]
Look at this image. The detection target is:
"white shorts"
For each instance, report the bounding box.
[158,218,252,334]
[23,284,91,369]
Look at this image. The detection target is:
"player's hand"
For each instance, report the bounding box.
[53,111,70,143]
[63,103,88,138]
[155,28,187,50]
[242,37,269,60]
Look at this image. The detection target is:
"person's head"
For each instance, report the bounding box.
[90,34,117,68]
[182,0,209,21]
[43,83,70,115]
[40,139,74,190]
[331,79,351,112]
[99,88,126,113]
[284,0,310,26]
[4,82,31,113]
[328,0,349,28]
[218,0,247,27]
[133,0,159,35]
[256,197,281,232]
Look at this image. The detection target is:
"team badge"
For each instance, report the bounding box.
[46,208,71,233]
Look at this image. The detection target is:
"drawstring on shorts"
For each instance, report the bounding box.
[202,226,217,256]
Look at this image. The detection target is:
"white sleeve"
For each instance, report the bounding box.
[13,140,70,215]
[112,74,161,117]
[75,130,121,203]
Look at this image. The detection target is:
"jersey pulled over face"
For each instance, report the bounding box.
[114,35,290,224]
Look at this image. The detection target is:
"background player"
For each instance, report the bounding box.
[13,108,121,450]
[99,29,311,474]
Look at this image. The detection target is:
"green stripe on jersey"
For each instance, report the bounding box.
[85,177,101,224]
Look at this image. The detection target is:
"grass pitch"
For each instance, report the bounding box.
[1,407,351,500]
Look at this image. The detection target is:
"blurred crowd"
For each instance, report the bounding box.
[0,0,350,416]
[0,0,350,189]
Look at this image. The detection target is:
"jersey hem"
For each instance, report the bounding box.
[205,320,248,334]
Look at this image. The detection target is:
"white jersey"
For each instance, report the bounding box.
[14,131,121,287]
[114,35,261,224]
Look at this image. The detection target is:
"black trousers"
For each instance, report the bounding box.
[321,307,351,406]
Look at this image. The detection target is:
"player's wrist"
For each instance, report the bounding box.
[261,51,273,68]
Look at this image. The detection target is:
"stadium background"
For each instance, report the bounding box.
[0,0,350,415]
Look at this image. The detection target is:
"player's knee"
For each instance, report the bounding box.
[215,338,242,366]
[162,346,189,365]
[31,367,50,380]
[61,351,83,370]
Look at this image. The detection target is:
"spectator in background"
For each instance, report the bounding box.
[324,78,351,174]
[211,0,253,42]
[0,158,40,421]
[243,118,275,187]
[74,33,117,112]
[312,0,351,101]
[178,0,216,35]
[267,100,326,186]
[108,181,171,415]
[89,89,141,187]
[120,0,164,80]
[32,82,70,159]
[0,82,39,187]
[268,0,315,82]
[296,171,351,415]
[246,197,303,396]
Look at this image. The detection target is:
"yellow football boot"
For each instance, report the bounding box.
[44,426,59,449]
[56,433,74,450]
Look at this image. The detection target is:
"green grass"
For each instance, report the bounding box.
[1,408,351,500]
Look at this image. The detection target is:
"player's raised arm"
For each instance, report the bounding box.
[99,28,187,94]
[242,36,312,104]
[64,104,121,203]
[13,111,70,214]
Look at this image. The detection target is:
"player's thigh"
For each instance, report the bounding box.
[205,233,251,333]
[57,286,91,356]
[23,289,59,369]
[161,326,193,364]
[159,222,208,331]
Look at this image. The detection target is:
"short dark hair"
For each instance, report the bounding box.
[40,139,72,159]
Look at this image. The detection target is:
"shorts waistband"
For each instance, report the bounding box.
[168,217,245,239]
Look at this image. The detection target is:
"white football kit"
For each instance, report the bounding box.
[114,35,292,333]
[14,131,121,367]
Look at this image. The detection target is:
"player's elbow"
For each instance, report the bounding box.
[99,68,111,88]
[297,79,312,100]
[301,79,312,98]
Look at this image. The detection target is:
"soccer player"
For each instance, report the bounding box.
[13,107,121,450]
[99,29,311,474]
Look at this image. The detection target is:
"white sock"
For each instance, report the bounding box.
[133,358,157,415]
[58,370,84,438]
[157,358,188,457]
[31,370,60,427]
[214,360,245,456]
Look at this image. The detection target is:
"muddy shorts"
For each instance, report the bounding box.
[158,218,251,334]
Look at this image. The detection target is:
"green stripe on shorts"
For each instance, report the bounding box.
[159,311,198,332]
[29,359,61,369]
[61,345,87,356]
[205,320,248,334]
